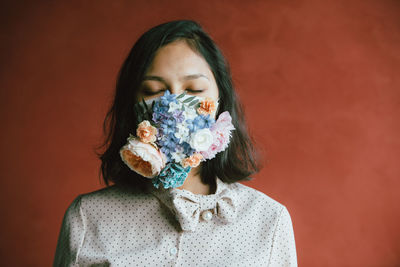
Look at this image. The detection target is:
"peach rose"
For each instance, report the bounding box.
[120,137,166,178]
[136,120,157,143]
[181,153,203,168]
[197,97,216,116]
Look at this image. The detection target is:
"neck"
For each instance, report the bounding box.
[176,165,215,195]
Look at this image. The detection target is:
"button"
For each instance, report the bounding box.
[201,210,213,221]
[170,247,177,255]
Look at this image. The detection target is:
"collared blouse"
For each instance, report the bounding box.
[53,177,298,266]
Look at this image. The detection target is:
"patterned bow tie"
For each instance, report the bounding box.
[170,185,237,232]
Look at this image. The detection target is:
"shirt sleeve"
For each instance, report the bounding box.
[53,195,86,267]
[268,206,298,267]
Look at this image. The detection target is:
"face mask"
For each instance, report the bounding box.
[119,90,235,189]
[139,93,220,119]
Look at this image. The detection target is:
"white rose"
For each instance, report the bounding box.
[189,128,214,152]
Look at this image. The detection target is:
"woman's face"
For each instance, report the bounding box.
[137,40,219,102]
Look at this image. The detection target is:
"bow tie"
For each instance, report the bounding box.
[170,186,237,232]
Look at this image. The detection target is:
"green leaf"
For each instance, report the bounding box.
[176,92,186,99]
[136,103,142,113]
[142,98,149,112]
[188,100,199,106]
[183,96,196,103]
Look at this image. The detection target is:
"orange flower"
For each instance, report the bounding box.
[136,120,157,143]
[181,153,203,168]
[121,150,154,178]
[197,97,216,116]
[119,137,166,178]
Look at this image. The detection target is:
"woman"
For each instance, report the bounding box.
[53,20,297,266]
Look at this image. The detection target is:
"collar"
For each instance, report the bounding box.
[150,177,237,232]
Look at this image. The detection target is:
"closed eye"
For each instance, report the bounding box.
[142,89,166,96]
[186,89,204,93]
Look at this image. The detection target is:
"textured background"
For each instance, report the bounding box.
[1,0,399,266]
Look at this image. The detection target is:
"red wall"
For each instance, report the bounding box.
[1,0,399,266]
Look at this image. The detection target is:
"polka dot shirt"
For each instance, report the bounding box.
[53,177,297,266]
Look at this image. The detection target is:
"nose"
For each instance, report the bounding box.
[167,85,185,95]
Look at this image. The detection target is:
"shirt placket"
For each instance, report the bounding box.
[172,197,217,266]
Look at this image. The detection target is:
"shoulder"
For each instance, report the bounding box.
[71,185,154,213]
[231,181,286,209]
[228,181,289,220]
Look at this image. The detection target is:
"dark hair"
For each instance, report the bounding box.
[95,20,260,191]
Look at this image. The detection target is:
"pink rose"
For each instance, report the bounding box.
[211,111,235,131]
[119,137,166,178]
[201,111,235,160]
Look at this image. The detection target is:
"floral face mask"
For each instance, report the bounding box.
[119,90,235,189]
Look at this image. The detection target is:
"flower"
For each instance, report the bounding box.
[182,107,197,120]
[174,123,190,143]
[136,120,157,143]
[160,90,177,106]
[152,90,178,123]
[212,111,235,130]
[171,151,186,163]
[181,153,203,168]
[152,102,169,117]
[201,111,235,160]
[152,163,191,189]
[197,97,216,116]
[168,101,182,113]
[159,116,177,135]
[181,141,195,156]
[152,111,168,124]
[189,128,214,151]
[170,146,186,163]
[186,115,214,133]
[121,91,234,189]
[119,137,166,178]
[172,110,185,123]
[158,133,179,150]
[200,132,228,160]
[157,132,181,162]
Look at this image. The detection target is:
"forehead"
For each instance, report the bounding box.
[145,40,213,78]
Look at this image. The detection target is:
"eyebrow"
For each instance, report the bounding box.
[182,74,209,81]
[142,74,209,83]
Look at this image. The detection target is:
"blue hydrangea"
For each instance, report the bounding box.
[152,163,191,189]
[152,101,169,116]
[159,116,177,135]
[152,90,178,123]
[152,111,169,124]
[202,114,215,128]
[160,146,172,162]
[158,133,180,161]
[181,141,195,156]
[160,133,179,149]
[186,114,215,133]
[172,110,185,123]
[159,90,177,106]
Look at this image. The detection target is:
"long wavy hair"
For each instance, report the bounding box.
[95,20,260,191]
